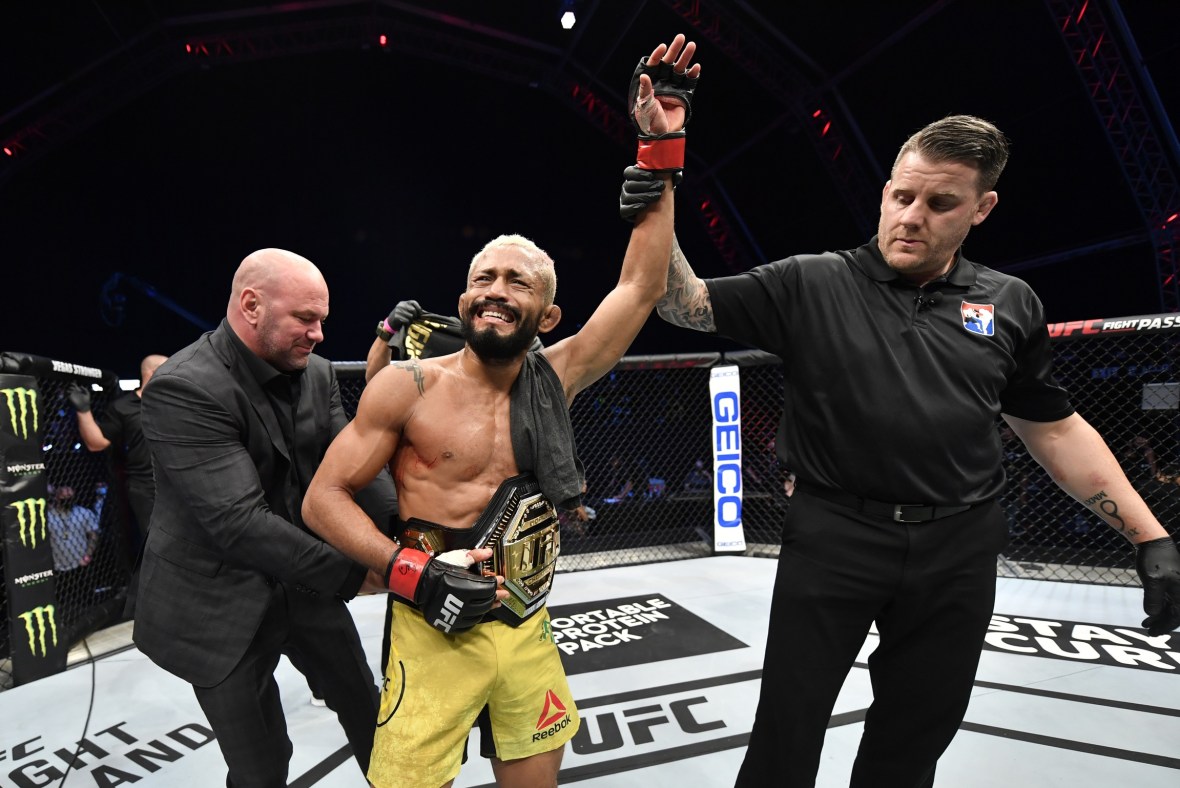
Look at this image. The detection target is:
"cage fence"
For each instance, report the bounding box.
[340,321,1180,579]
[1,364,136,690]
[997,326,1180,583]
[4,314,1179,690]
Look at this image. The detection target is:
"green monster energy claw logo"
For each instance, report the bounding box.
[19,605,58,657]
[1,387,39,439]
[9,497,48,548]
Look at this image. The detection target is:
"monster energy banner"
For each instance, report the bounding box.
[1,373,67,683]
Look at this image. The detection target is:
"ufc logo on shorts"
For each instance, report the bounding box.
[433,594,464,633]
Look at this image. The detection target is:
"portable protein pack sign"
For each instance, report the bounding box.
[709,365,746,552]
[1,373,68,684]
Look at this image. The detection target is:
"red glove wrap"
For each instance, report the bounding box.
[636,135,686,172]
[385,547,429,601]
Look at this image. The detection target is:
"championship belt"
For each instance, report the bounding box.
[396,474,561,626]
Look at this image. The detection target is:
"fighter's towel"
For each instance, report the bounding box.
[509,352,584,511]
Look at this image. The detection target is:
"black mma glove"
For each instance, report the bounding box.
[619,165,667,223]
[384,546,497,634]
[376,300,423,342]
[1135,536,1180,636]
[626,56,699,188]
[66,383,92,413]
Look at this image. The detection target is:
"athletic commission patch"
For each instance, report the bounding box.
[961,301,995,336]
[548,594,747,675]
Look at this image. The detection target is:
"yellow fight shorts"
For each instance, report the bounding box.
[367,601,580,788]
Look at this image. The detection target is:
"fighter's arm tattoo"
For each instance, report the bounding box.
[656,235,716,332]
[392,359,426,397]
[1082,489,1143,541]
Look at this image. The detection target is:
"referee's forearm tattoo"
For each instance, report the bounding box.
[659,236,716,332]
[1083,489,1141,540]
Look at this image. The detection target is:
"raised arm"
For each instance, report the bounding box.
[657,233,716,332]
[364,336,393,384]
[66,383,112,451]
[545,34,701,397]
[621,175,715,333]
[366,300,423,383]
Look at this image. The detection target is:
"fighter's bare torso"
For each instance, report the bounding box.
[382,352,540,528]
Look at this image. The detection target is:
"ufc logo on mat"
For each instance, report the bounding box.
[433,594,464,633]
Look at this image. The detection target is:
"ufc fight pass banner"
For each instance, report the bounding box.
[1,374,67,684]
[709,366,746,552]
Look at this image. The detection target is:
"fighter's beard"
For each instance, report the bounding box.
[462,308,540,361]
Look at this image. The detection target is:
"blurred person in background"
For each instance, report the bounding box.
[68,353,168,552]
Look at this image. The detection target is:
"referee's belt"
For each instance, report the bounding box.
[797,481,978,523]
[393,473,560,626]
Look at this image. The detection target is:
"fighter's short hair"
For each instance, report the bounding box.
[468,234,557,307]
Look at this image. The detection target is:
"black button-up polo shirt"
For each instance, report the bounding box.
[705,236,1074,504]
[224,322,310,512]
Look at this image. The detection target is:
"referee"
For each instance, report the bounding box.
[653,114,1180,787]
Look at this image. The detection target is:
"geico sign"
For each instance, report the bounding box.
[712,388,741,526]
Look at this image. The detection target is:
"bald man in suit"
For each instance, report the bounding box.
[134,249,395,788]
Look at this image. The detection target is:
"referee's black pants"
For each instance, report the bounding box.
[736,491,1006,788]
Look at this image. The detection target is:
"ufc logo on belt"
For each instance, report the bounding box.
[433,594,464,633]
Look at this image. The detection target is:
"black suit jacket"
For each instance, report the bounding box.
[134,320,392,687]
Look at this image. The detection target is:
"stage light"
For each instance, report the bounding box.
[560,0,576,29]
[3,147,12,156]
[378,34,388,47]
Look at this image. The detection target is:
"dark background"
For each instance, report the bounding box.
[2,0,1178,378]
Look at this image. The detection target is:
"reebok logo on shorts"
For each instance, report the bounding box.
[536,689,567,728]
[532,689,572,741]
